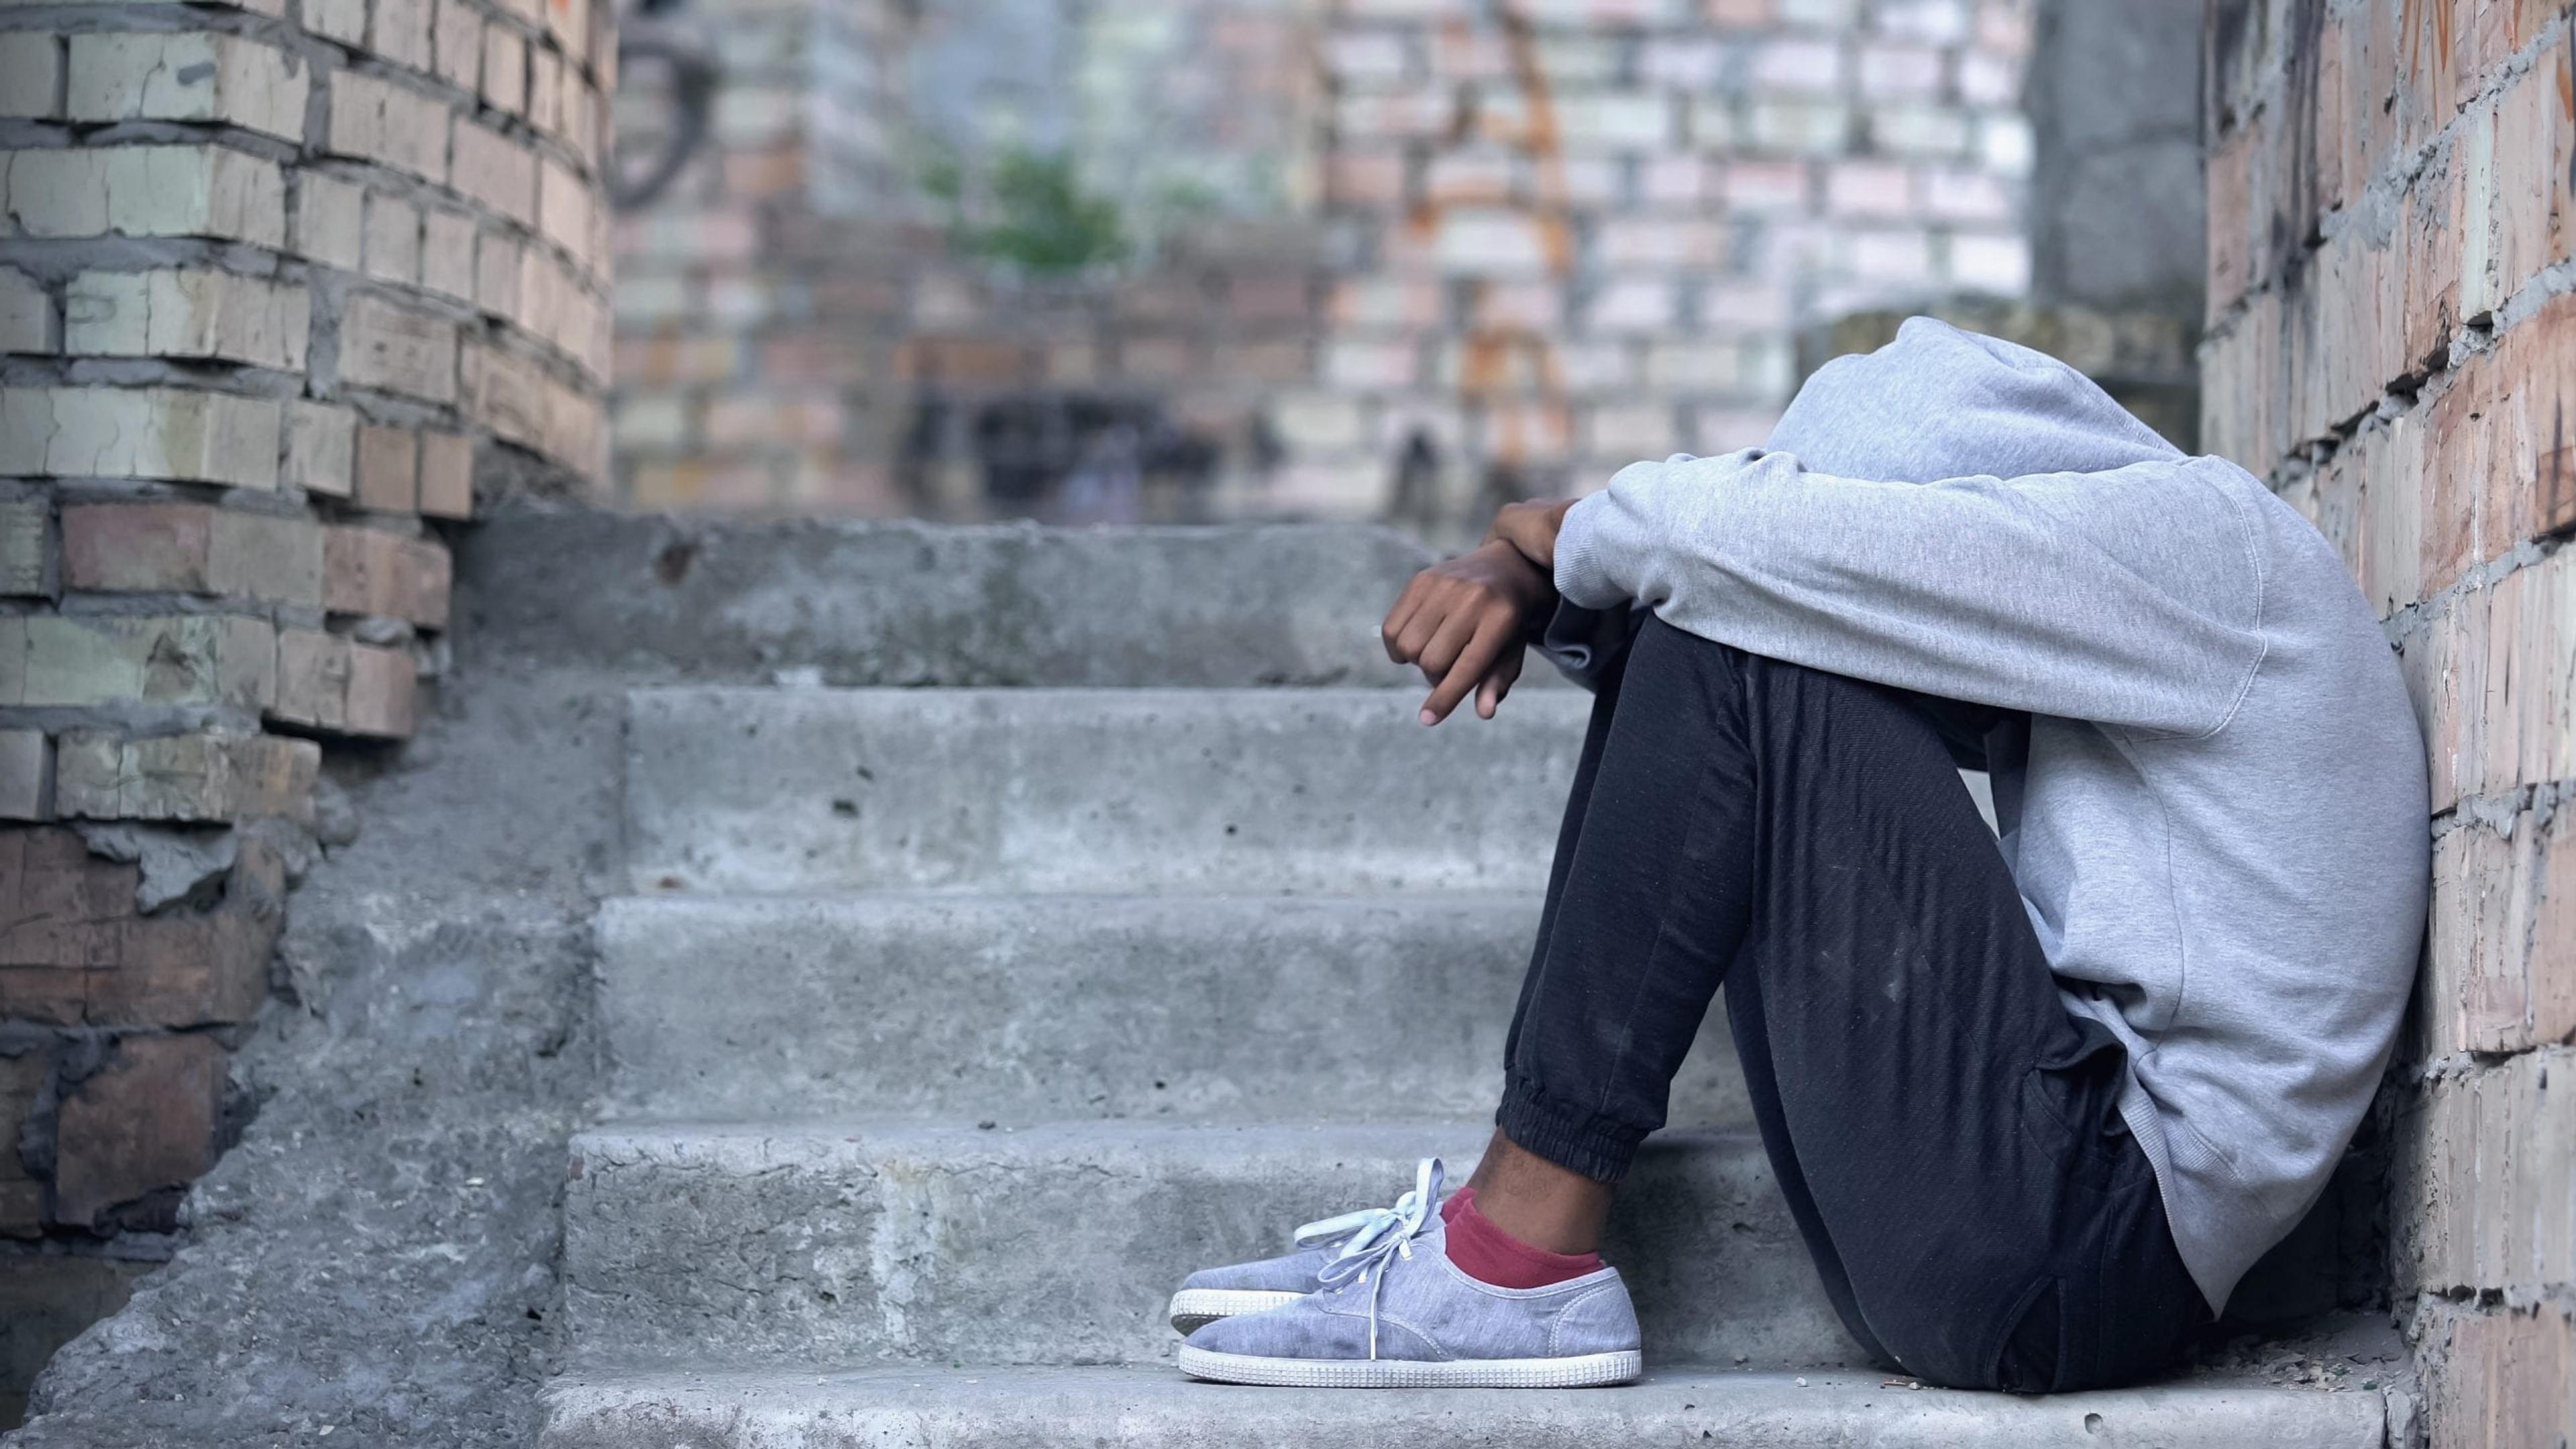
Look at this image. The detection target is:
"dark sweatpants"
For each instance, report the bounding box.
[1495,614,2208,1393]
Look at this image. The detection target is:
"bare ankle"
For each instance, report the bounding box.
[1462,1129,1615,1254]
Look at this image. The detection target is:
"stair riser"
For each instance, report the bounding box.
[623,689,1591,894]
[562,1128,1855,1371]
[596,895,1749,1125]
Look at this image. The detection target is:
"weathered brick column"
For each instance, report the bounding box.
[2203,2,2575,1440]
[0,0,612,1389]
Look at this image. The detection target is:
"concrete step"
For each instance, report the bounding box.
[462,513,1446,688]
[541,1364,2392,1449]
[623,688,1589,895]
[561,1120,1851,1371]
[594,892,1750,1125]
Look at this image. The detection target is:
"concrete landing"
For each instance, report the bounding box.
[541,1364,2394,1448]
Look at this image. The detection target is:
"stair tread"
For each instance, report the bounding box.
[574,1116,1756,1150]
[543,1363,2389,1448]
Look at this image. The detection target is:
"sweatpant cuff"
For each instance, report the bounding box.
[1496,1075,1646,1183]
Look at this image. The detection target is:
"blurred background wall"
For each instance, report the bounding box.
[607,0,2087,538]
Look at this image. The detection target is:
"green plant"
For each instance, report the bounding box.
[920,142,1131,277]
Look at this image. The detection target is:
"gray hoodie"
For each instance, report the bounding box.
[1541,317,2428,1313]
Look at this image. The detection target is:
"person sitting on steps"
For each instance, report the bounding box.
[1163,318,2428,1393]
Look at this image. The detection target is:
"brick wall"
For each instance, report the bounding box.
[611,0,2037,531]
[2202,1,2575,1441]
[0,0,613,1373]
[611,0,1330,517]
[1277,0,2035,523]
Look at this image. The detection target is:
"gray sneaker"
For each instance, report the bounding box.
[1177,1178,1642,1388]
[1168,1157,1446,1334]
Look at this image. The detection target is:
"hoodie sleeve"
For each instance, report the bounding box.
[1527,598,1644,693]
[1552,448,2269,738]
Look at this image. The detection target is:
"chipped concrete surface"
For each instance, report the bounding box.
[7,659,617,1447]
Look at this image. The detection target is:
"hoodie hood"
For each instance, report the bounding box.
[1765,317,2183,484]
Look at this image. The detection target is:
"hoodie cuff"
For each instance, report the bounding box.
[1551,491,1625,610]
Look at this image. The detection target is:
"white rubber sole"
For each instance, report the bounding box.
[1168,1288,1305,1334]
[1177,1345,1644,1389]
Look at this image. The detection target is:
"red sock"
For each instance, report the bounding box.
[1437,1186,1605,1289]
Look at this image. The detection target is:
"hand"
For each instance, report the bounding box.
[1485,497,1577,572]
[1381,541,1552,725]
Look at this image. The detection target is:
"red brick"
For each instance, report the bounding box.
[0,1049,42,1237]
[2203,129,2253,325]
[417,431,474,519]
[2439,295,2576,589]
[2468,27,2571,321]
[59,503,213,594]
[355,423,419,513]
[1477,398,1574,467]
[343,641,417,737]
[95,910,274,1028]
[896,338,1034,388]
[52,730,316,824]
[323,527,451,627]
[63,504,328,610]
[1595,217,1724,271]
[1327,147,1409,207]
[1329,277,1441,330]
[2426,805,2576,1057]
[339,295,459,404]
[0,827,132,974]
[722,146,804,199]
[269,629,414,739]
[1117,336,1196,386]
[0,729,46,822]
[1224,338,1315,386]
[53,1033,225,1230]
[619,334,744,386]
[1226,272,1313,326]
[702,394,844,449]
[1424,150,1519,208]
[2426,1303,2576,1449]
[272,627,352,732]
[756,336,861,388]
[90,839,281,1029]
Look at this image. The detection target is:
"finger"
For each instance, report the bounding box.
[1413,601,1484,685]
[1393,584,1458,668]
[1475,646,1524,719]
[1381,576,1432,663]
[1421,612,1515,724]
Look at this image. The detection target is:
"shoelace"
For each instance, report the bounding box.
[1299,1157,1444,1360]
